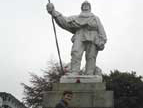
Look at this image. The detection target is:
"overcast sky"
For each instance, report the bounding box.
[0,0,143,101]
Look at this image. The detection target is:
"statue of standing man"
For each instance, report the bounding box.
[46,1,107,75]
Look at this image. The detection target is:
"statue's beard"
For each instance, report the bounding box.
[81,9,91,13]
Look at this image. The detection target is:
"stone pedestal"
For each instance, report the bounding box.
[60,75,102,83]
[43,83,114,108]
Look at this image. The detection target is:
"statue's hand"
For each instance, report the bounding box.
[97,44,105,51]
[46,3,55,14]
[96,41,105,51]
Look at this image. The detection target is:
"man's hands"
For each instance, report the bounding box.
[46,3,55,14]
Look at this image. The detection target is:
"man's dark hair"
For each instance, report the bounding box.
[63,90,73,96]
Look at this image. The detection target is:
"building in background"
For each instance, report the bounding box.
[0,92,27,108]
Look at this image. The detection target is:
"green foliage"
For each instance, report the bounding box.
[21,61,63,108]
[21,73,50,108]
[103,70,143,108]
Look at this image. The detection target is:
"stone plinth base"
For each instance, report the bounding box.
[60,75,102,83]
[43,83,114,108]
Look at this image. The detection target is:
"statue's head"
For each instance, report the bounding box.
[81,0,91,12]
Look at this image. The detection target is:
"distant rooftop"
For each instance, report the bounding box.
[0,92,27,108]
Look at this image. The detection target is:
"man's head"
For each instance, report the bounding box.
[62,90,73,104]
[81,0,91,12]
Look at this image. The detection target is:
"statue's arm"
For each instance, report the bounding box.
[96,16,107,43]
[46,3,80,34]
[53,12,80,34]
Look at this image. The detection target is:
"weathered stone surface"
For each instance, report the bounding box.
[52,83,106,91]
[60,75,102,83]
[43,83,114,108]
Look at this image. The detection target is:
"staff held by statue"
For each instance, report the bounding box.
[47,0,64,76]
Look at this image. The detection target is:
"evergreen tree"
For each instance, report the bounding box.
[21,61,64,108]
[103,70,143,108]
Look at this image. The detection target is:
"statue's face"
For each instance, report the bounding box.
[81,3,91,12]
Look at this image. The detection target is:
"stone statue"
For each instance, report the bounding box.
[46,1,107,75]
